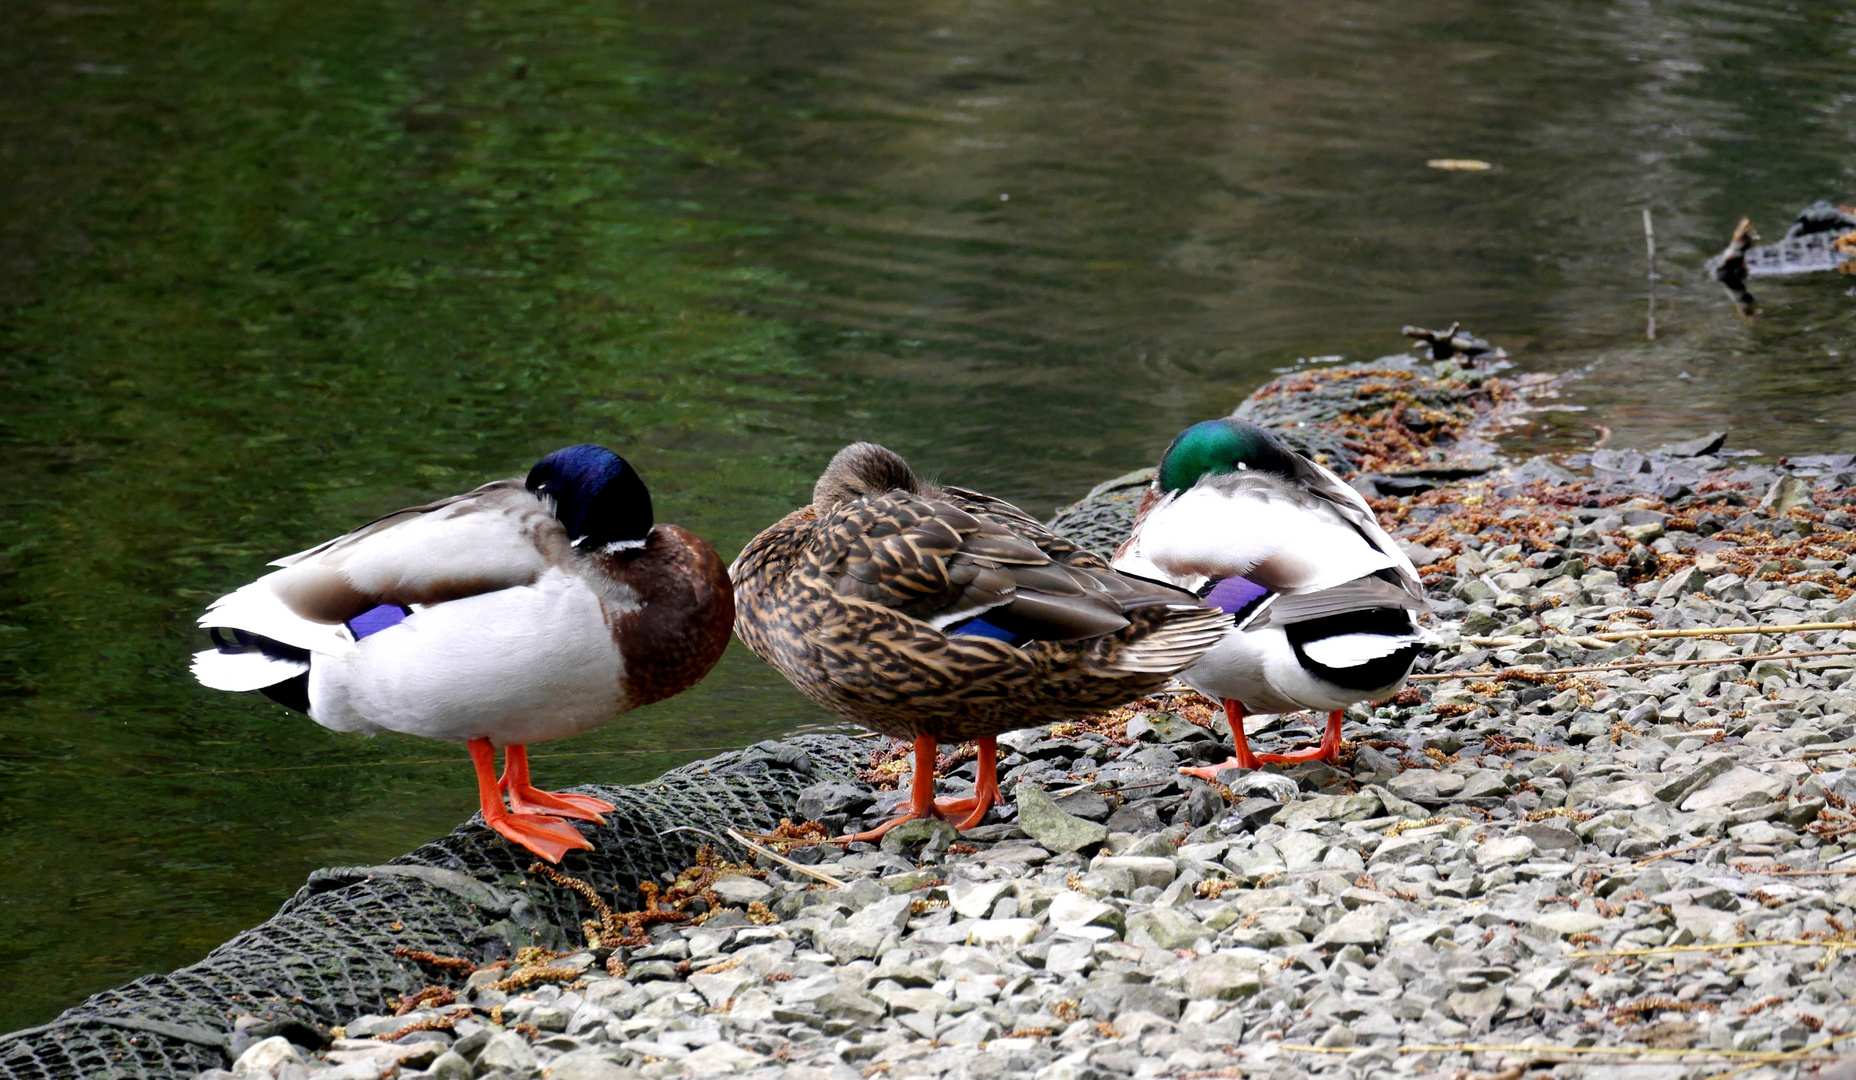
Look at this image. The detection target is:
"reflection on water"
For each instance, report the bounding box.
[1,0,1852,1029]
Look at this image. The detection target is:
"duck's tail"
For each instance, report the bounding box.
[1106,603,1230,674]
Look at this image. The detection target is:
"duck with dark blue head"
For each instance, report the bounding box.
[193,444,734,862]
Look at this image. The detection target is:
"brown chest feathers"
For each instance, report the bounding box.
[600,524,735,711]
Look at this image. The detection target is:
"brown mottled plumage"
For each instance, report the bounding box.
[731,442,1227,837]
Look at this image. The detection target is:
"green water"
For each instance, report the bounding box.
[2,0,1853,1029]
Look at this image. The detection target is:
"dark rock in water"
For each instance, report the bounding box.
[1401,321,1507,365]
[1783,201,1856,239]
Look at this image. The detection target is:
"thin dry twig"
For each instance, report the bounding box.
[1276,1041,1844,1064]
[1463,619,1856,648]
[725,827,846,889]
[1411,647,1856,683]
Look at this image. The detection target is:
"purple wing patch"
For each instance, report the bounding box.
[347,603,412,640]
[1202,575,1269,616]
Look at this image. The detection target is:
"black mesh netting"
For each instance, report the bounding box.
[0,735,866,1080]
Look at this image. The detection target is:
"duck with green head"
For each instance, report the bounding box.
[1113,418,1433,773]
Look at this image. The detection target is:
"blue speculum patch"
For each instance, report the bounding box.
[949,616,1029,646]
[346,604,412,640]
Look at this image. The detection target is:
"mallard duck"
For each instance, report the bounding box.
[731,442,1228,840]
[191,445,733,862]
[1112,419,1432,774]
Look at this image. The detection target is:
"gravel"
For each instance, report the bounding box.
[208,366,1856,1080]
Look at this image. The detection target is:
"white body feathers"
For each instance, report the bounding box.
[192,481,633,746]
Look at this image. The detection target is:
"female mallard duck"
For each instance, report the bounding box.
[731,442,1228,840]
[191,445,733,862]
[1113,418,1432,775]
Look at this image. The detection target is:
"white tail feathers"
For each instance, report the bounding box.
[1300,633,1424,669]
[192,648,309,692]
[198,578,356,656]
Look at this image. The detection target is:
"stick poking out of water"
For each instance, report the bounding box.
[1643,208,1658,340]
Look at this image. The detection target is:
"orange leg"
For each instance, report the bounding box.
[498,744,614,822]
[931,736,1004,829]
[1180,699,1263,778]
[840,735,942,843]
[469,738,593,863]
[1256,709,1345,764]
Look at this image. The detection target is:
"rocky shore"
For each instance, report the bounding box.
[211,358,1856,1080]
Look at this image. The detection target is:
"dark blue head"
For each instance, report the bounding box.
[526,445,654,548]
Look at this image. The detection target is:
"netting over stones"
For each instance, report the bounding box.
[0,735,865,1080]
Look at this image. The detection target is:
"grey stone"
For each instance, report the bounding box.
[1222,798,1284,832]
[880,817,958,857]
[1653,755,1736,806]
[1104,798,1167,835]
[545,1052,641,1080]
[1081,984,1184,1022]
[794,782,872,824]
[709,875,774,906]
[1518,821,1581,852]
[477,1031,539,1074]
[1389,770,1466,801]
[814,986,886,1025]
[1474,835,1536,866]
[1015,783,1109,854]
[232,1037,304,1077]
[1313,909,1388,947]
[1182,954,1264,1000]
[1048,891,1125,935]
[1126,907,1206,950]
[1052,790,1112,821]
[1127,712,1214,744]
[1682,767,1789,812]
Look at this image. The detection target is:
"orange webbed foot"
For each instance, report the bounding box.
[1254,710,1344,764]
[486,811,594,864]
[498,744,613,822]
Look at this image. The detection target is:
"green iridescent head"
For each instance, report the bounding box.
[1156,418,1299,493]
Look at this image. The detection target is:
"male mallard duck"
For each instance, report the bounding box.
[191,445,733,862]
[1113,419,1432,774]
[731,442,1228,840]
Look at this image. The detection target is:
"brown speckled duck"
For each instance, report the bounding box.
[192,445,734,863]
[731,442,1228,840]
